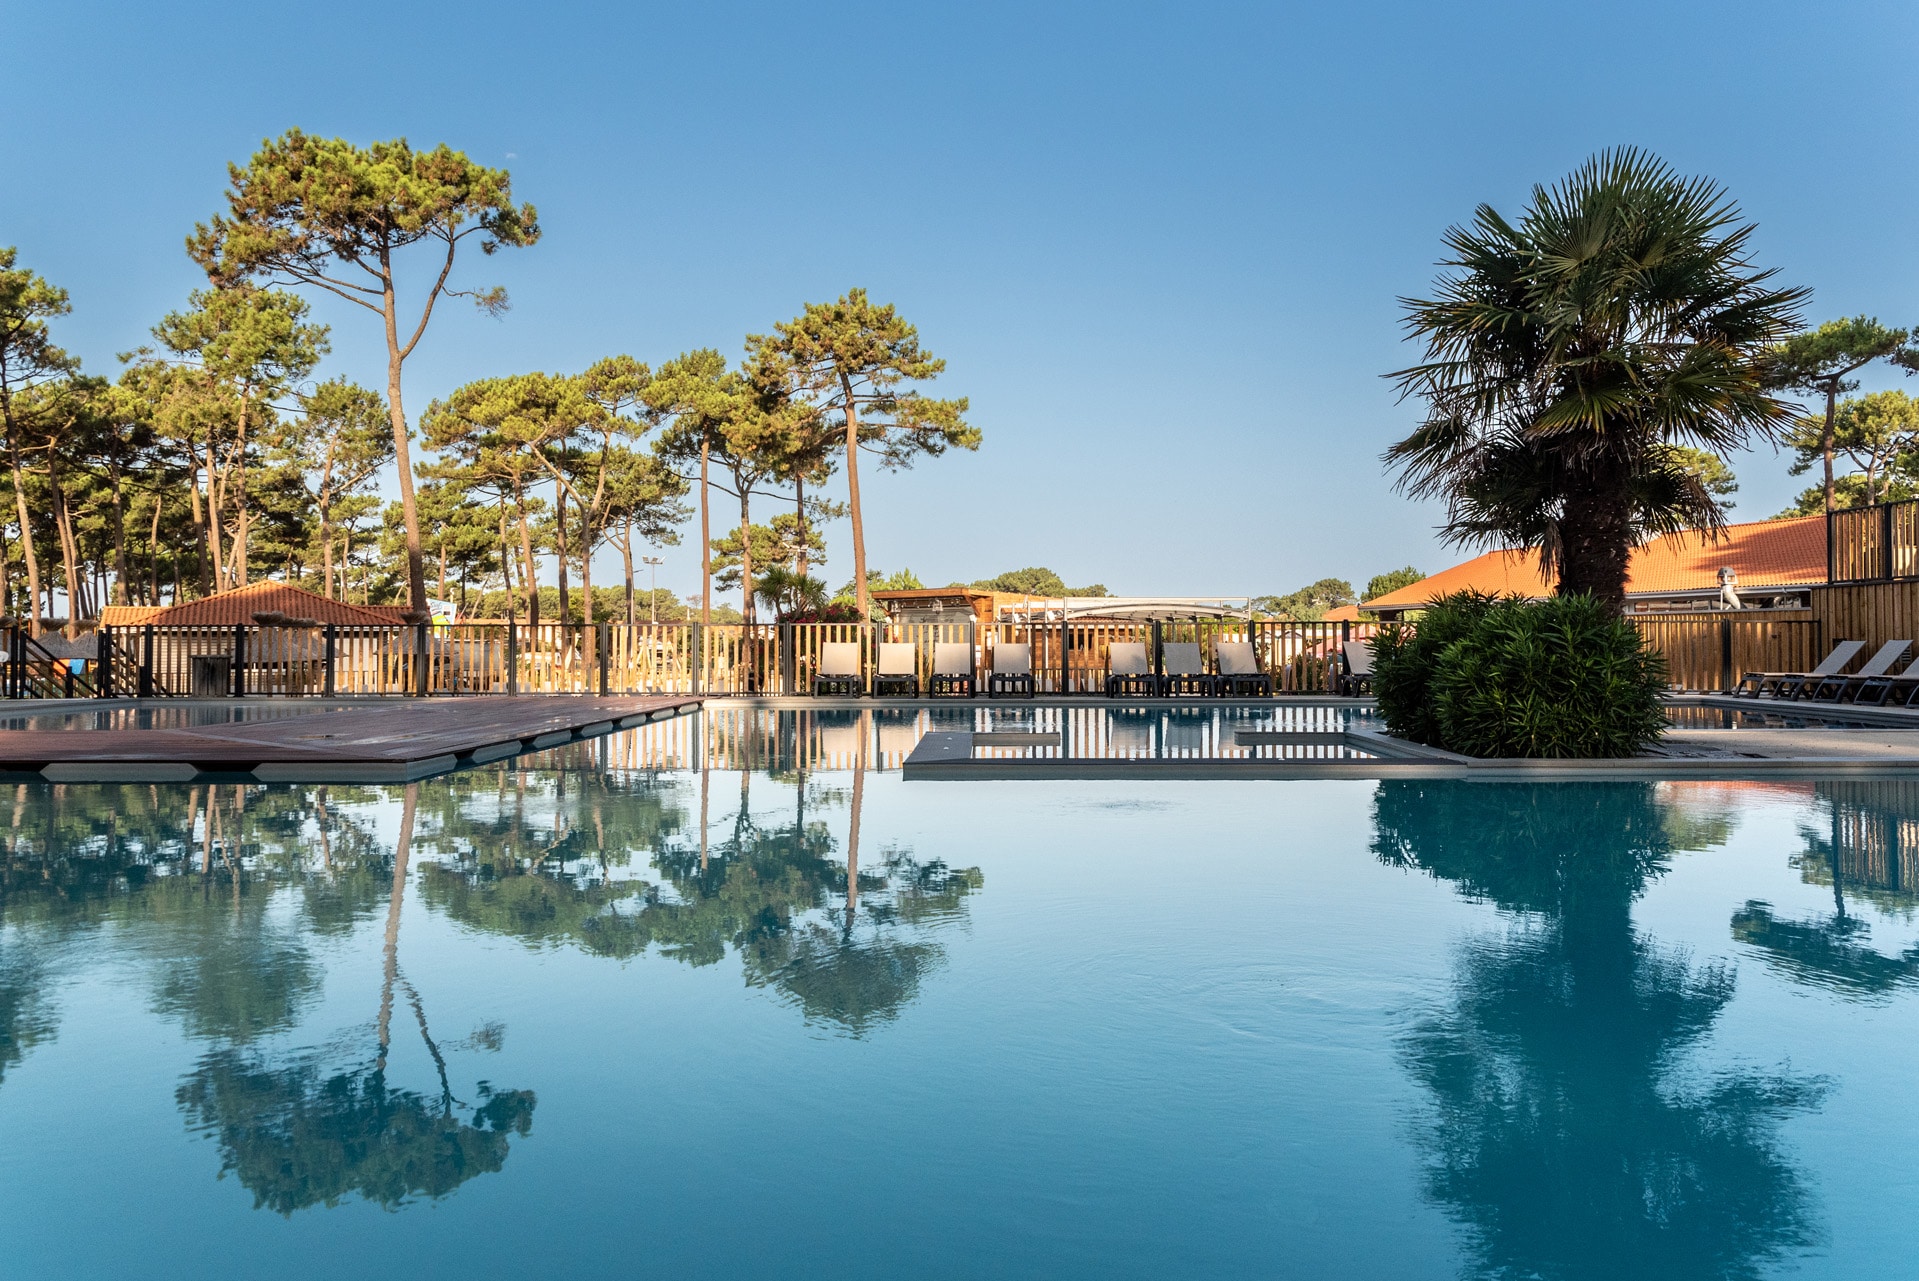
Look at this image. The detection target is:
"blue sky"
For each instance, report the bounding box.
[6,0,1917,603]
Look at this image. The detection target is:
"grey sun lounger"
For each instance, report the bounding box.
[930,641,976,697]
[1737,640,1865,699]
[1161,642,1219,696]
[1342,640,1376,695]
[1809,639,1911,703]
[1105,641,1159,697]
[1215,640,1271,697]
[873,642,919,697]
[814,641,862,696]
[1838,644,1919,705]
[987,642,1036,697]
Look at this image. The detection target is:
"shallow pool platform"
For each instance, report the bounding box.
[0,695,702,782]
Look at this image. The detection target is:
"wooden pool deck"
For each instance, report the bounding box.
[0,696,702,782]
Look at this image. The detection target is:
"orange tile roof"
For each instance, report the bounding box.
[1364,514,1827,611]
[98,582,404,628]
[1321,604,1364,622]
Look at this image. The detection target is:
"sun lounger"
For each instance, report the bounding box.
[987,642,1036,697]
[1342,640,1375,695]
[1810,640,1910,702]
[1105,641,1160,697]
[1215,640,1272,697]
[930,641,976,697]
[1835,644,1918,705]
[873,642,919,697]
[1161,642,1218,696]
[1737,640,1865,699]
[813,641,862,696]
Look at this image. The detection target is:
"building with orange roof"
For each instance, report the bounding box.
[1363,514,1827,620]
[99,581,413,629]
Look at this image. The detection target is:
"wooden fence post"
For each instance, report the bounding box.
[598,622,610,695]
[232,625,246,697]
[780,623,795,694]
[140,625,154,698]
[1719,616,1734,692]
[323,625,337,696]
[95,626,112,698]
[690,623,702,695]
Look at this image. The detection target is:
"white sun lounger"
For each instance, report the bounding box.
[1105,641,1159,697]
[988,642,1035,697]
[1215,640,1271,696]
[931,641,975,697]
[874,642,918,697]
[814,641,862,696]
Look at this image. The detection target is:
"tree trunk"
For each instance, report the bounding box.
[381,270,429,614]
[739,483,754,625]
[1555,461,1634,608]
[48,455,81,636]
[620,521,635,631]
[700,440,711,626]
[1822,379,1838,514]
[795,477,808,579]
[204,438,226,591]
[517,496,540,630]
[841,373,868,620]
[108,458,129,607]
[7,444,40,637]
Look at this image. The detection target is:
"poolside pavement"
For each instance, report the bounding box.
[0,695,701,782]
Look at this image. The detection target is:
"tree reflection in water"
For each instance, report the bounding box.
[1731,781,1919,1000]
[416,716,984,1035]
[1374,781,1827,1281]
[0,780,536,1212]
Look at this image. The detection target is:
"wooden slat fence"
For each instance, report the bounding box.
[1626,612,1823,691]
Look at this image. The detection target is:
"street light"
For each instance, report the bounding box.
[642,556,663,626]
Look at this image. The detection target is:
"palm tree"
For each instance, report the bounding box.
[1387,149,1807,606]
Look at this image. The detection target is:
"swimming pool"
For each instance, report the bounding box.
[2,712,1916,1279]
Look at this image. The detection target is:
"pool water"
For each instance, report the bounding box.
[2,715,1917,1279]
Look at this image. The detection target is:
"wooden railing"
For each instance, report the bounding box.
[52,617,1384,698]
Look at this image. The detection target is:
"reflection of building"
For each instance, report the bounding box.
[1810,781,1919,903]
[1363,515,1826,619]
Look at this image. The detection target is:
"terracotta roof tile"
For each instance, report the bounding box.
[99,582,403,628]
[1364,514,1827,611]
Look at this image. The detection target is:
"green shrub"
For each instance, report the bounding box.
[1430,595,1668,758]
[1372,591,1504,745]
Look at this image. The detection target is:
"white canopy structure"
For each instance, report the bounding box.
[995,597,1254,623]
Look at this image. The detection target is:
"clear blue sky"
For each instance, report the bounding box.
[7,0,1916,603]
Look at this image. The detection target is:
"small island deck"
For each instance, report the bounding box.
[0,695,702,782]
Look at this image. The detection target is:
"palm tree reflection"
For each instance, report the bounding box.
[1374,781,1826,1281]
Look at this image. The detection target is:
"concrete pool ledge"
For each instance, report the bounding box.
[0,695,702,783]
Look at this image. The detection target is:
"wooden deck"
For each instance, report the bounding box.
[0,696,702,782]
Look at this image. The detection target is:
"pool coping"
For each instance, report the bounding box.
[0,696,703,783]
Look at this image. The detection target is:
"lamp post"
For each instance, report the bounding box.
[643,556,663,625]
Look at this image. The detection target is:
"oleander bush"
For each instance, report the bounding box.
[1372,591,1503,746]
[1375,592,1668,758]
[1434,595,1668,758]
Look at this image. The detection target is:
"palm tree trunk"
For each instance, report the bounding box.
[1556,463,1634,608]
